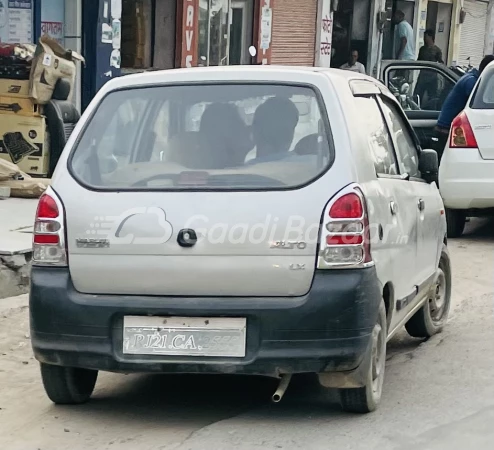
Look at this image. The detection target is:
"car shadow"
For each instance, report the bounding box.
[50,373,280,426]
[460,217,494,242]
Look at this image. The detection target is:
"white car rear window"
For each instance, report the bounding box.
[69,84,333,190]
[471,72,494,109]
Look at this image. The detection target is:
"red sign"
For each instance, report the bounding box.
[180,0,198,68]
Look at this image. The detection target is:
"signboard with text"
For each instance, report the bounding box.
[0,0,33,44]
[41,0,64,45]
[316,0,332,67]
[180,0,198,67]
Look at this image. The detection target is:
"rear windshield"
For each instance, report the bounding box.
[70,83,333,190]
[471,72,494,109]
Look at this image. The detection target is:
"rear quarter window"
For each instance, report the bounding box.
[69,83,334,190]
[471,72,494,109]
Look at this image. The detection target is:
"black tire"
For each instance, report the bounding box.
[446,209,466,238]
[339,300,387,414]
[405,247,452,339]
[40,363,98,405]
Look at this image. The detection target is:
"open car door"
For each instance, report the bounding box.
[382,60,460,149]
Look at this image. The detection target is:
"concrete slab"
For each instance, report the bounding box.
[0,198,38,255]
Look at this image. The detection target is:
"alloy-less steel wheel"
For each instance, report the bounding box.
[339,299,387,413]
[405,247,452,339]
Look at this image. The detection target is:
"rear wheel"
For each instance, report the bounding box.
[405,247,452,339]
[40,363,98,405]
[339,300,387,414]
[446,209,466,238]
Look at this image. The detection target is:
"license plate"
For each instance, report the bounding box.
[123,316,247,357]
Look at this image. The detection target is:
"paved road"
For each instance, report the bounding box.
[1,219,493,450]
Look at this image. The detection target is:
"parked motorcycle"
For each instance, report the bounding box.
[389,75,420,110]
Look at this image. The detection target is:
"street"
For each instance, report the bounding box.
[1,219,493,450]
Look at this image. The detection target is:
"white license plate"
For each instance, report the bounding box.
[123,316,247,357]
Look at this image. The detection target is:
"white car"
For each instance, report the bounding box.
[29,66,451,413]
[439,61,494,237]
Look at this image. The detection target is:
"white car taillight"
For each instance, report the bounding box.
[318,186,373,269]
[449,111,478,148]
[33,190,67,266]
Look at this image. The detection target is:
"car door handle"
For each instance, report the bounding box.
[390,201,398,215]
[418,199,425,211]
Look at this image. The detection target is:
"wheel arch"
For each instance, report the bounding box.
[382,282,394,330]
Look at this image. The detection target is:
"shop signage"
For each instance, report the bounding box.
[0,0,32,44]
[41,22,63,44]
[181,0,198,68]
[316,0,333,67]
[41,0,64,45]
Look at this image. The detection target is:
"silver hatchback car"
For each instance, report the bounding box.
[30,66,452,413]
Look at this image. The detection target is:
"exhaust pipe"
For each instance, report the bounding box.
[272,374,292,403]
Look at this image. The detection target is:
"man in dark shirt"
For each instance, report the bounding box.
[418,29,444,63]
[434,55,494,161]
[414,30,444,109]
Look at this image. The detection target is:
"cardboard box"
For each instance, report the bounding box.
[0,178,50,198]
[0,114,50,177]
[0,79,31,98]
[0,95,42,117]
[29,35,85,105]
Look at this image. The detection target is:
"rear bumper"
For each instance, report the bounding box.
[439,147,494,210]
[30,266,382,377]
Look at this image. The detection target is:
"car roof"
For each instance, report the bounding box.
[101,65,378,92]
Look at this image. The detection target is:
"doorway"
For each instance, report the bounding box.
[426,1,452,62]
[198,0,254,66]
[229,0,254,65]
[382,0,416,59]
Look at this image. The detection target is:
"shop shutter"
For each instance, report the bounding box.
[271,0,318,66]
[458,0,489,67]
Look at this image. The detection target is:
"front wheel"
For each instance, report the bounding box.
[405,247,452,339]
[339,300,387,413]
[446,209,466,238]
[40,363,98,405]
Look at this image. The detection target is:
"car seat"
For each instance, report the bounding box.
[44,78,81,176]
[199,102,253,168]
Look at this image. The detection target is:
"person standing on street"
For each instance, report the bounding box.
[435,55,494,161]
[340,50,366,74]
[414,29,444,108]
[393,10,415,61]
[418,29,444,63]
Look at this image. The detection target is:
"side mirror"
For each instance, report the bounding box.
[419,149,439,184]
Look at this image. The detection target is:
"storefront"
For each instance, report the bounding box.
[270,0,318,65]
[120,0,177,72]
[326,0,372,70]
[382,0,419,60]
[178,0,260,67]
[313,0,382,76]
[458,0,489,67]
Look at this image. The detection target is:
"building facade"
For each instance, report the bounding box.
[458,0,490,67]
[12,0,486,114]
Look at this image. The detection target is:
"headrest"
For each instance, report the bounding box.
[52,78,71,101]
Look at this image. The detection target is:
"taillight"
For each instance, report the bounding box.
[449,112,478,148]
[33,189,67,266]
[318,187,373,268]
